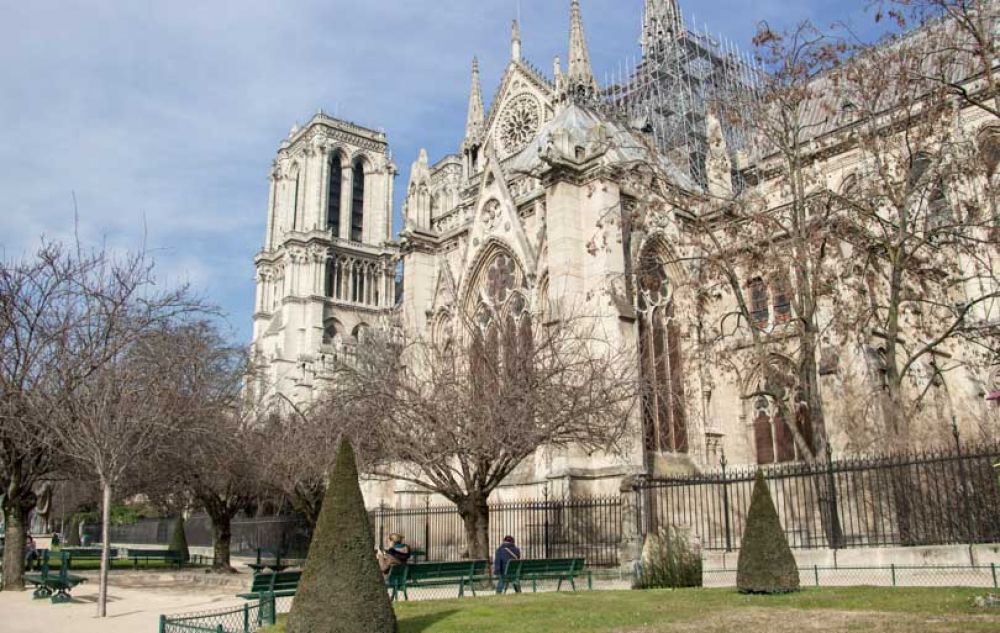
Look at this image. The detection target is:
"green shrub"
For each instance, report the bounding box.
[169,515,190,563]
[736,470,800,594]
[636,525,703,589]
[286,439,397,633]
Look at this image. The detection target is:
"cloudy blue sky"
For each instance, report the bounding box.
[0,0,882,343]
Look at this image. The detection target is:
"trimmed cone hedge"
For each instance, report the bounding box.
[736,469,800,594]
[169,515,190,563]
[287,439,397,633]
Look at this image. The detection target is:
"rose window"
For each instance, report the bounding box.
[497,94,541,156]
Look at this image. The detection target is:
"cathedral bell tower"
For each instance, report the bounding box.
[253,114,398,403]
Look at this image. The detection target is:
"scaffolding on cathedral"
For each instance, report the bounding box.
[601,5,761,191]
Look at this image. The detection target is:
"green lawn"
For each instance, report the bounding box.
[264,587,999,633]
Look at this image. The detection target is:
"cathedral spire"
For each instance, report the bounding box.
[511,19,522,62]
[565,0,599,100]
[642,0,683,54]
[464,57,485,144]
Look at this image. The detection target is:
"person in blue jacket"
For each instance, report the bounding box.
[494,535,521,594]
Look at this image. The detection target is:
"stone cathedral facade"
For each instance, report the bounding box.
[253,0,1000,505]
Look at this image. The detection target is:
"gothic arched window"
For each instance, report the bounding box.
[750,366,810,465]
[749,277,770,329]
[328,153,343,237]
[322,318,341,346]
[772,275,792,324]
[465,247,533,399]
[908,152,950,229]
[637,247,687,454]
[351,160,365,242]
[325,259,335,298]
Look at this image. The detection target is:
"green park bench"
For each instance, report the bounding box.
[60,547,119,569]
[237,570,302,600]
[247,548,289,574]
[23,551,87,603]
[128,548,184,569]
[498,557,587,593]
[388,560,490,601]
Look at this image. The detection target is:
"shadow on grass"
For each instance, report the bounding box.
[400,609,461,633]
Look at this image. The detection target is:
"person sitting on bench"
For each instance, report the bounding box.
[494,535,521,594]
[24,535,39,571]
[378,533,411,576]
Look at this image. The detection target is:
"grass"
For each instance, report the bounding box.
[263,588,999,633]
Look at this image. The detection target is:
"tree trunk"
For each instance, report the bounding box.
[456,494,491,563]
[97,481,112,617]
[1,502,30,591]
[209,512,235,573]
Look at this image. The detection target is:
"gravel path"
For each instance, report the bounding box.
[0,575,249,633]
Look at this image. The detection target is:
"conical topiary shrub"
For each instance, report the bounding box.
[286,439,397,633]
[169,515,190,564]
[736,470,800,594]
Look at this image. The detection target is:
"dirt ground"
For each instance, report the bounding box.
[0,575,248,633]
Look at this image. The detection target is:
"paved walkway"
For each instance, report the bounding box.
[0,576,247,633]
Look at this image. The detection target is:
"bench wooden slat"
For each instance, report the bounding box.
[387,560,490,601]
[500,558,586,593]
[238,570,302,600]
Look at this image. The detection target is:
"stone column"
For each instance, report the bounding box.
[618,475,645,588]
[265,175,278,250]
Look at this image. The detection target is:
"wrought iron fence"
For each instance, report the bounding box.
[637,443,1000,551]
[94,514,313,558]
[369,496,623,567]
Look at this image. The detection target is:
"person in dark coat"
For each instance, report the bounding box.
[494,535,521,594]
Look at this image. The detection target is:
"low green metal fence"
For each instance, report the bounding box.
[702,563,1000,589]
[159,593,276,633]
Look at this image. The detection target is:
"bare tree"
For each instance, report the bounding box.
[874,0,999,117]
[36,249,203,616]
[144,322,257,573]
[830,28,1000,445]
[0,243,195,593]
[257,406,338,531]
[326,312,637,561]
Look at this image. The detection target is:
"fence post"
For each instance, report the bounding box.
[890,564,896,587]
[217,626,224,633]
[243,601,250,633]
[378,502,386,549]
[992,563,997,590]
[543,486,551,560]
[618,476,645,588]
[721,451,732,553]
[159,614,166,633]
[813,565,819,587]
[423,496,431,562]
[825,443,844,549]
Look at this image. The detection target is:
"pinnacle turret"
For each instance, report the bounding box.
[642,0,683,54]
[564,0,599,101]
[464,57,485,145]
[511,19,522,61]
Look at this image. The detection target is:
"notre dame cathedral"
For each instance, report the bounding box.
[252,0,1000,505]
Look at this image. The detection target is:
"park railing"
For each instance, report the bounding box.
[96,443,1000,568]
[635,442,1000,551]
[702,563,1000,589]
[159,593,292,633]
[369,496,623,567]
